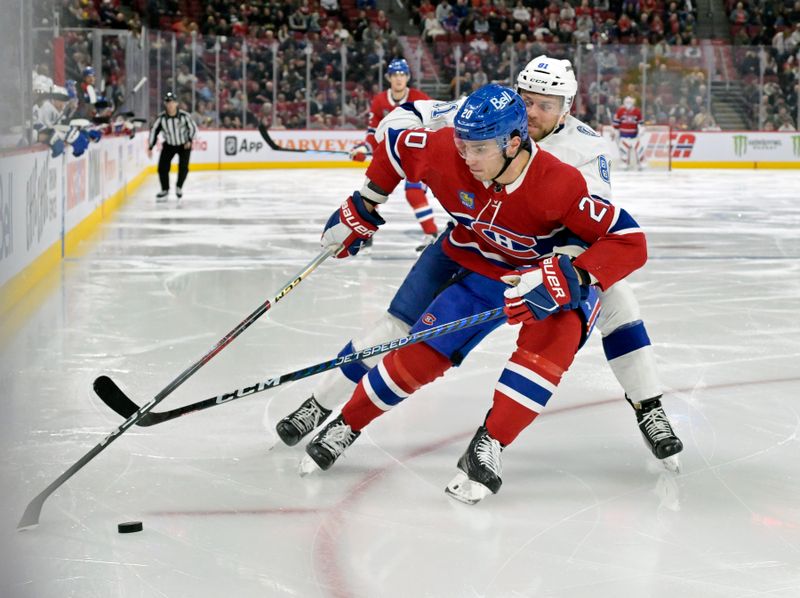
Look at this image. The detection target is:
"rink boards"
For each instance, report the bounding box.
[1,127,799,317]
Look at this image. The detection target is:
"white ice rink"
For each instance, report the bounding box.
[1,167,799,598]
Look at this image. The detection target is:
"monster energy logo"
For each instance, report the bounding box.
[793,135,800,157]
[733,135,747,156]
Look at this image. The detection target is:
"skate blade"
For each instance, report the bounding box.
[661,455,681,473]
[298,454,321,477]
[444,471,492,505]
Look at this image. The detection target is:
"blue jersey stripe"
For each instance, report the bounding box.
[609,209,640,234]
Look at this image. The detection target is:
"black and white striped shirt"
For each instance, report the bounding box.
[149,110,197,148]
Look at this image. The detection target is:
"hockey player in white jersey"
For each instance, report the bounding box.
[513,57,681,468]
[276,55,682,473]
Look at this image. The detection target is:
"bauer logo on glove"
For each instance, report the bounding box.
[321,191,385,258]
[501,254,584,324]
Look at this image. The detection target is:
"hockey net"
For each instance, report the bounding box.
[600,125,672,171]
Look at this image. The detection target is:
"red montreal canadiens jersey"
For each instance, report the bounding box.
[365,88,430,151]
[367,127,647,289]
[613,106,643,138]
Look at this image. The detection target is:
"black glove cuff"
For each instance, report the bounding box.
[570,260,591,287]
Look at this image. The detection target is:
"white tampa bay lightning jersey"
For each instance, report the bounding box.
[375,99,614,201]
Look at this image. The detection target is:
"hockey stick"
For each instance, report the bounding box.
[18,247,337,530]
[258,123,363,157]
[94,307,507,426]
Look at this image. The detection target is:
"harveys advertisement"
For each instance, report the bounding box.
[162,130,366,167]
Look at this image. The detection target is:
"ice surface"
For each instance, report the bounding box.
[1,168,799,598]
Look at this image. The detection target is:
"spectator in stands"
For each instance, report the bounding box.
[288,8,308,33]
[321,0,339,13]
[561,1,577,21]
[512,1,532,23]
[773,29,788,59]
[474,13,491,35]
[729,2,748,25]
[435,0,452,23]
[422,12,446,41]
[697,112,721,130]
[788,23,800,53]
[777,114,796,131]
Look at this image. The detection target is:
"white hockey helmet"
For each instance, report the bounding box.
[623,96,635,109]
[516,55,578,115]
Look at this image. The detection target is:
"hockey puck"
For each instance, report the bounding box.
[117,521,143,534]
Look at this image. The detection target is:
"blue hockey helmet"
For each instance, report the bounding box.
[82,66,95,78]
[453,83,529,148]
[387,58,410,77]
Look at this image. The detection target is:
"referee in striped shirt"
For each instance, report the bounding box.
[147,91,197,200]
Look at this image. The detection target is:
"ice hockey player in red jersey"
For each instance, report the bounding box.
[613,96,646,170]
[297,83,648,504]
[349,58,439,250]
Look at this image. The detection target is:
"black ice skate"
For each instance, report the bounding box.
[155,190,168,202]
[275,396,332,447]
[627,395,683,460]
[299,414,360,475]
[445,426,504,505]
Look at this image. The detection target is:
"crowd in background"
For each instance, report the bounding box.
[26,0,800,135]
[726,0,800,130]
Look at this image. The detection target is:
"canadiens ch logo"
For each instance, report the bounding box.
[458,190,475,209]
[471,221,540,259]
[422,313,437,325]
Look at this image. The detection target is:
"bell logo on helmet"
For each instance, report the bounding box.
[454,84,529,144]
[489,90,515,111]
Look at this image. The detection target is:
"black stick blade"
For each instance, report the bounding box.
[18,493,45,530]
[258,123,283,151]
[93,376,140,419]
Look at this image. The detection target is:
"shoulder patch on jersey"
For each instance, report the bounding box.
[458,190,475,209]
[598,155,610,183]
[577,124,601,137]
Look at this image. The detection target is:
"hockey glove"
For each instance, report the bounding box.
[87,129,102,142]
[67,128,90,157]
[50,138,66,158]
[321,191,385,258]
[501,254,584,324]
[349,143,370,162]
